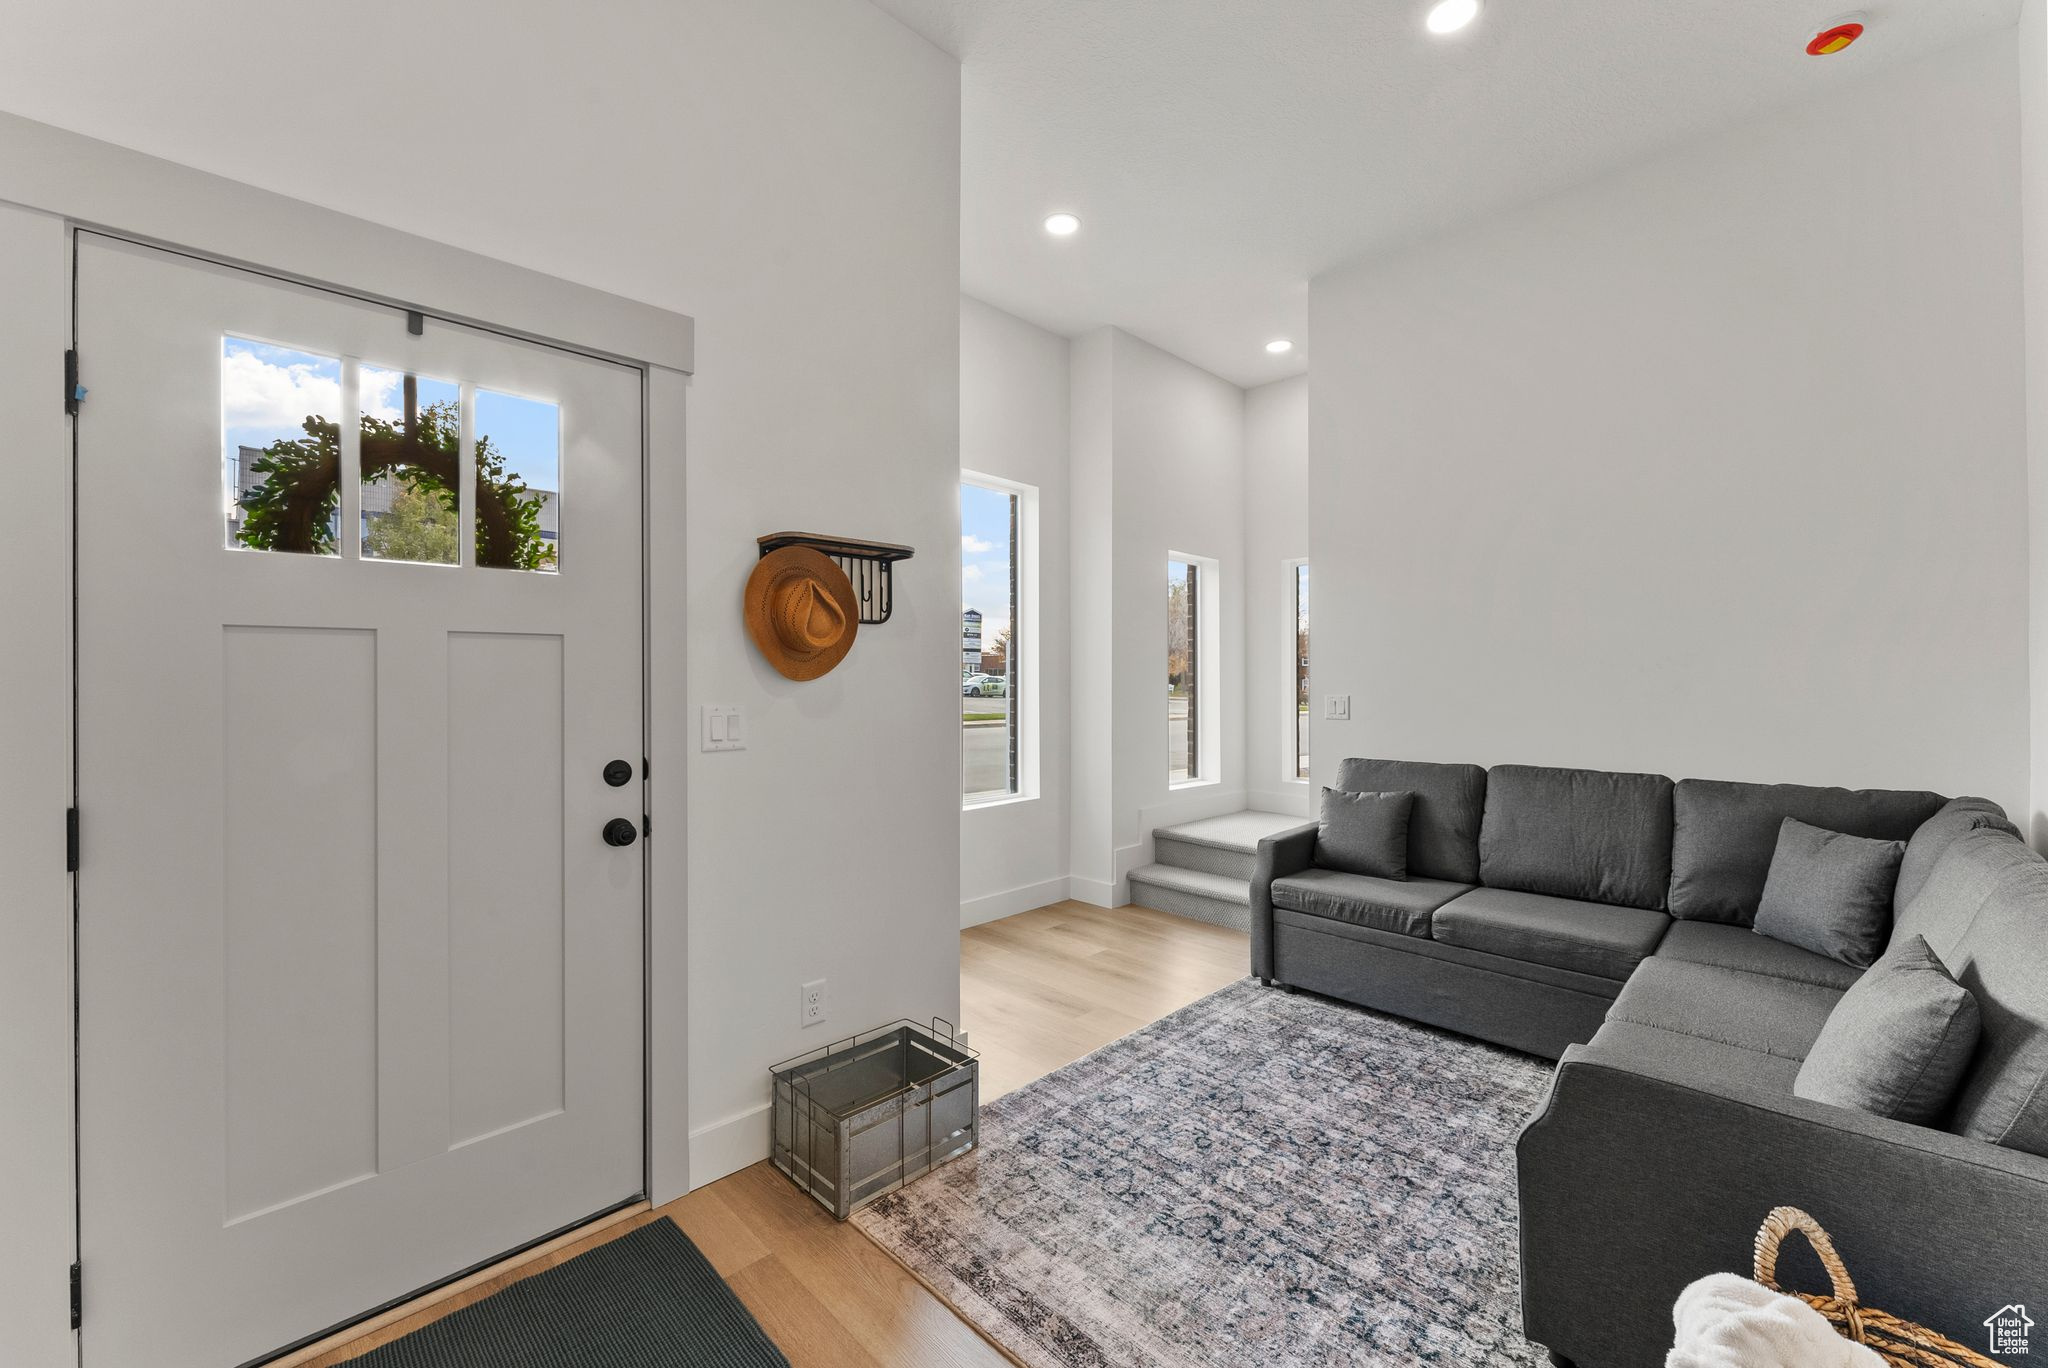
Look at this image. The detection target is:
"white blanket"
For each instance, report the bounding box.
[1666,1273,1886,1368]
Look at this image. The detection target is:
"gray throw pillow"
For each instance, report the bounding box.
[1795,935,1981,1125]
[1318,788,1413,880]
[1753,817,1905,968]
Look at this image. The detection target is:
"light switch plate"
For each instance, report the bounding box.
[1324,694,1351,721]
[701,704,745,752]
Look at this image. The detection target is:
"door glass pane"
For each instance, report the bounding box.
[1169,559,1199,783]
[962,481,1018,803]
[1296,563,1311,779]
[223,338,342,556]
[360,366,460,565]
[475,390,560,572]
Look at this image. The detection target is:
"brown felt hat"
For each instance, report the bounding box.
[744,546,859,681]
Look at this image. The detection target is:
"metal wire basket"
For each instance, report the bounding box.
[769,1018,979,1220]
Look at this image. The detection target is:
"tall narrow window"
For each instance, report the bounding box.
[962,479,1020,803]
[1295,563,1311,779]
[1169,558,1200,783]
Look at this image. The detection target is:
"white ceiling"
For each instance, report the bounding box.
[870,0,2020,387]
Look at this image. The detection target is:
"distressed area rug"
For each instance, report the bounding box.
[854,978,1552,1367]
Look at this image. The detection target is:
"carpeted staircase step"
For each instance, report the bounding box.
[1153,832,1258,881]
[1152,811,1314,882]
[1128,864,1251,932]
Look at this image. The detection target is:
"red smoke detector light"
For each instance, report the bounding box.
[1806,20,1865,57]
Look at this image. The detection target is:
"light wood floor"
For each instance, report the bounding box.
[297,901,1248,1367]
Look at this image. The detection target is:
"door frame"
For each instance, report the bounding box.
[0,109,694,1368]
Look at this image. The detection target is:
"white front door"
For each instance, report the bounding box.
[75,233,647,1368]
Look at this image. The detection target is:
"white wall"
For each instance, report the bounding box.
[960,296,1073,924]
[1244,375,1312,816]
[0,0,962,1194]
[2023,0,2048,846]
[1068,328,1248,903]
[1310,32,2030,816]
[1069,330,1119,901]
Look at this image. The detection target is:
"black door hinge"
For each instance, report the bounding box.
[66,808,79,873]
[70,1262,81,1329]
[64,349,83,416]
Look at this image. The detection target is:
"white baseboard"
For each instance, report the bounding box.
[1067,874,1118,907]
[687,1102,771,1190]
[1108,840,1151,906]
[961,876,1071,928]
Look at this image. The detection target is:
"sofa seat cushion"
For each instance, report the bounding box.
[1667,777,1944,926]
[1270,869,1470,938]
[1334,758,1487,883]
[1432,887,1670,983]
[1653,920,1862,992]
[1478,765,1674,911]
[1584,1019,1802,1095]
[1606,959,1842,1061]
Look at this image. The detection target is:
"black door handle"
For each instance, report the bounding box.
[603,818,639,848]
[603,759,634,788]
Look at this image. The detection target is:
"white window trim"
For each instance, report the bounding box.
[962,470,1039,809]
[1284,557,1310,788]
[1168,549,1223,790]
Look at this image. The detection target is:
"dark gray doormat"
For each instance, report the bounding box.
[344,1217,789,1368]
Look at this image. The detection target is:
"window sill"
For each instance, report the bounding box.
[963,792,1038,813]
[1169,777,1220,792]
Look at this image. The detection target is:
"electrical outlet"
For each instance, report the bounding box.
[1324,694,1351,721]
[800,978,827,1028]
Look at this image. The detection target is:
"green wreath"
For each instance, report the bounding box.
[236,397,553,569]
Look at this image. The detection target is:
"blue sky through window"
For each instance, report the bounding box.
[223,337,340,457]
[961,482,1013,641]
[220,339,558,496]
[477,389,559,495]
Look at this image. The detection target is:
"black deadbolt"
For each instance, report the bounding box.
[603,818,639,848]
[603,758,635,788]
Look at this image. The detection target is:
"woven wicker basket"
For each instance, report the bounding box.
[1752,1207,2001,1368]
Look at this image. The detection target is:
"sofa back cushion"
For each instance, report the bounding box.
[1896,797,2020,910]
[1478,765,1674,910]
[1940,840,2048,1157]
[1892,825,2044,959]
[1667,779,1946,926]
[1334,758,1486,883]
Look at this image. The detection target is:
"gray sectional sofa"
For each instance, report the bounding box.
[1249,758,2048,1367]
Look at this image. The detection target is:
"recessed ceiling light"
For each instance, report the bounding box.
[1044,212,1081,237]
[1425,0,1480,35]
[1265,339,1294,355]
